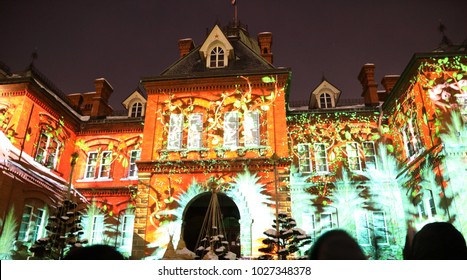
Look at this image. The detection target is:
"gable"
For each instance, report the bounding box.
[309,80,341,109]
[122,90,146,110]
[199,25,234,62]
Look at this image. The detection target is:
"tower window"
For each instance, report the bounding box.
[209,46,225,68]
[319,93,332,108]
[130,102,143,118]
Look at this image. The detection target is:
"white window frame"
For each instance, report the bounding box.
[18,205,47,243]
[417,190,436,219]
[85,152,98,179]
[128,150,141,178]
[98,151,112,179]
[319,93,333,108]
[363,141,377,170]
[167,114,184,150]
[244,111,260,147]
[187,113,203,149]
[18,205,34,242]
[31,208,47,242]
[130,102,143,118]
[402,118,423,160]
[297,143,312,173]
[355,211,371,246]
[302,213,316,241]
[208,46,226,68]
[223,111,239,148]
[372,211,389,245]
[119,214,135,253]
[34,132,61,169]
[320,213,334,232]
[314,143,328,173]
[346,142,362,171]
[90,215,105,245]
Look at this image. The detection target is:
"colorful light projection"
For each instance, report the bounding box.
[144,169,275,260]
[154,75,283,157]
[285,56,467,259]
[143,76,289,259]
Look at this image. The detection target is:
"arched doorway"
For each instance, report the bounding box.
[182,192,241,257]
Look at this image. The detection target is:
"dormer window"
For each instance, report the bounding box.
[209,46,225,68]
[200,25,233,69]
[319,93,332,108]
[130,102,143,118]
[309,80,341,109]
[122,90,146,118]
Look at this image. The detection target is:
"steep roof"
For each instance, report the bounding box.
[145,23,283,82]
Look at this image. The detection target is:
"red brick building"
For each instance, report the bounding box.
[1,22,466,260]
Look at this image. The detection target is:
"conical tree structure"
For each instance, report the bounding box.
[258,213,312,260]
[194,190,235,260]
[29,199,86,259]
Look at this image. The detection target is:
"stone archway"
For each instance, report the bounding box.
[182,192,241,257]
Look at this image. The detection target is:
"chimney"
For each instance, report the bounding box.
[258,32,273,64]
[178,38,195,58]
[91,78,113,117]
[381,75,399,95]
[358,64,379,106]
[66,94,83,111]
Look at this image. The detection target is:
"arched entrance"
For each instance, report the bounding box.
[182,192,241,257]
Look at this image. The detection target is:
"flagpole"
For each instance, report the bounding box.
[233,0,238,28]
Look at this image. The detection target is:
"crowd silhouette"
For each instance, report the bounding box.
[307,222,467,260]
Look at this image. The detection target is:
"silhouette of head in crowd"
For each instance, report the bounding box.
[63,244,125,260]
[404,222,467,260]
[308,229,366,260]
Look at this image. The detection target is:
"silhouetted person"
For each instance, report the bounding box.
[63,244,125,260]
[308,229,366,260]
[404,222,467,260]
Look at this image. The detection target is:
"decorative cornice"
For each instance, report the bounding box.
[77,187,132,198]
[137,157,291,174]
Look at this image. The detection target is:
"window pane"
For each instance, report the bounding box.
[223,112,239,147]
[99,151,112,178]
[297,143,312,173]
[18,206,33,241]
[314,143,328,172]
[187,113,203,149]
[209,46,225,68]
[167,114,183,149]
[128,150,141,177]
[131,102,143,118]
[373,211,388,245]
[120,215,135,251]
[363,141,377,170]
[85,152,98,178]
[91,215,104,244]
[320,93,332,108]
[34,134,48,164]
[355,211,370,245]
[321,213,333,232]
[244,111,260,147]
[346,142,361,171]
[32,208,47,242]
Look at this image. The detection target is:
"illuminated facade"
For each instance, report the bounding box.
[1,23,466,260]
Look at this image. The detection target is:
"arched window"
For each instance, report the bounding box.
[319,93,332,108]
[130,102,143,118]
[209,46,225,68]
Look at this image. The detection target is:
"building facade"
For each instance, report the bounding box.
[1,22,466,260]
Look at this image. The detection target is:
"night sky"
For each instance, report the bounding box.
[1,0,466,110]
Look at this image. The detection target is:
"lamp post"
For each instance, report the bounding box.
[67,152,79,200]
